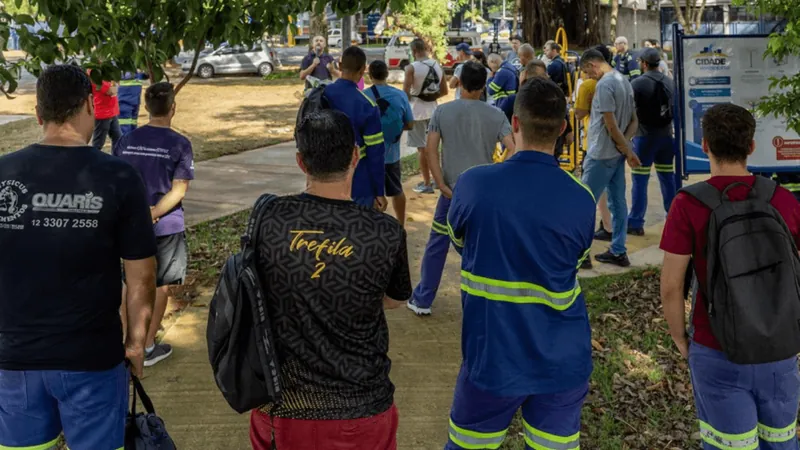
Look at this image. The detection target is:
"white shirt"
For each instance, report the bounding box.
[409,59,443,121]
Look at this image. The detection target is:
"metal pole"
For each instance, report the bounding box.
[503,0,506,21]
[634,1,638,49]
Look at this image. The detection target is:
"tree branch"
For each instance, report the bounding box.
[693,0,708,34]
[671,0,690,33]
[175,36,206,94]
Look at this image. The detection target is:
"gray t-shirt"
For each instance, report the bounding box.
[453,64,464,100]
[588,70,635,160]
[428,99,512,188]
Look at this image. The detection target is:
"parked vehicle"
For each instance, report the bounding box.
[181,42,277,79]
[384,31,482,72]
[327,29,363,48]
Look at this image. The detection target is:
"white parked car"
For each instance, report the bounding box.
[181,42,277,79]
[384,31,482,72]
[328,29,363,48]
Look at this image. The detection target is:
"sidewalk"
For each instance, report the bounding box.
[147,141,685,448]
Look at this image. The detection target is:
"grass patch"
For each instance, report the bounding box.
[503,270,697,450]
[263,69,299,81]
[183,209,251,295]
[400,152,421,177]
[0,75,302,161]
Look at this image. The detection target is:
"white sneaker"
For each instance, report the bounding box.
[407,299,431,316]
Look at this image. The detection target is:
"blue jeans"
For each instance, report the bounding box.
[628,136,677,229]
[582,155,628,255]
[92,116,122,150]
[413,195,452,308]
[446,365,587,450]
[689,342,800,450]
[0,363,128,450]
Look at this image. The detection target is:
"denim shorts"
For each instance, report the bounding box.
[0,363,128,450]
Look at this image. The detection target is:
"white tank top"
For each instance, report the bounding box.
[410,59,443,120]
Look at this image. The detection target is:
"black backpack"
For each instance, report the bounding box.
[125,375,177,450]
[207,194,282,413]
[295,86,330,136]
[415,61,440,102]
[638,72,673,127]
[682,177,800,364]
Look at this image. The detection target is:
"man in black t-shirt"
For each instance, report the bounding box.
[249,109,412,450]
[0,65,157,450]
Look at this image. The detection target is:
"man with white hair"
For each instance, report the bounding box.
[517,44,536,70]
[487,53,518,111]
[613,36,641,81]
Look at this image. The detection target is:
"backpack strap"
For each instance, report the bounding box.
[242,194,278,251]
[679,181,723,210]
[370,85,381,101]
[130,374,156,415]
[752,175,778,203]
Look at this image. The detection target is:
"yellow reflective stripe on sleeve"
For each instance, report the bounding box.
[489,82,502,91]
[431,220,449,236]
[0,436,61,450]
[629,70,642,76]
[698,421,758,450]
[363,132,384,146]
[461,270,581,310]
[758,422,797,442]
[448,419,507,450]
[506,90,517,95]
[523,420,580,450]
[781,183,800,192]
[358,89,377,107]
[359,146,367,159]
[118,118,138,125]
[654,164,674,173]
[564,170,595,202]
[447,218,464,247]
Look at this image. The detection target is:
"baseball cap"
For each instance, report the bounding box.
[640,48,661,66]
[456,43,473,55]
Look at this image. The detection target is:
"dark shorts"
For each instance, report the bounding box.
[123,232,187,288]
[385,162,403,197]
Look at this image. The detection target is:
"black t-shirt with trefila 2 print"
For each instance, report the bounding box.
[257,193,412,420]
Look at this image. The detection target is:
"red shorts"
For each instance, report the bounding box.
[249,404,399,450]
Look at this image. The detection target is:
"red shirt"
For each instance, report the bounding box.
[660,176,800,350]
[89,71,119,120]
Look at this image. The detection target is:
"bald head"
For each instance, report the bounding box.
[518,44,535,66]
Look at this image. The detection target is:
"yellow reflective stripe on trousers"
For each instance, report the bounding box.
[118,118,138,125]
[432,220,449,236]
[0,436,60,450]
[363,132,384,146]
[655,164,674,173]
[564,170,595,202]
[698,421,758,450]
[523,420,580,450]
[576,248,591,269]
[119,80,144,86]
[447,218,464,247]
[758,422,797,442]
[448,419,507,449]
[461,271,581,311]
[631,166,651,175]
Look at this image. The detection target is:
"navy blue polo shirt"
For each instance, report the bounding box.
[447,150,595,396]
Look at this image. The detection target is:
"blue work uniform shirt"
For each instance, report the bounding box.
[324,79,386,198]
[488,62,519,112]
[613,50,641,80]
[447,151,595,396]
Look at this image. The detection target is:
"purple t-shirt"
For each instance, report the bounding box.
[301,52,335,81]
[113,125,195,237]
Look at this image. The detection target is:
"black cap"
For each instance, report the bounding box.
[640,48,662,66]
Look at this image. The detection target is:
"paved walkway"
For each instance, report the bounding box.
[146,141,689,449]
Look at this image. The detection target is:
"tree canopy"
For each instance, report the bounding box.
[392,0,465,61]
[0,0,407,95]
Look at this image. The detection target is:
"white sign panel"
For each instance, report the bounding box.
[682,36,800,169]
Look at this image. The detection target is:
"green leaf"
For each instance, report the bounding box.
[14,14,34,26]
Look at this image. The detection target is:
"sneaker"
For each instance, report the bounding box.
[627,227,645,236]
[594,226,613,242]
[407,299,432,316]
[580,257,593,270]
[595,250,631,267]
[412,182,430,194]
[144,343,173,367]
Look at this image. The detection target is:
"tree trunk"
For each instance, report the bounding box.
[522,0,558,47]
[310,2,328,42]
[512,0,520,35]
[692,0,708,34]
[174,38,205,95]
[610,0,619,42]
[671,0,694,34]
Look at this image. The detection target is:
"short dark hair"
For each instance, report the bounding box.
[410,38,426,54]
[594,44,613,65]
[36,65,92,124]
[340,46,367,74]
[511,35,523,43]
[145,82,175,117]
[524,60,547,79]
[702,104,756,164]
[546,42,562,52]
[513,77,566,147]
[459,61,488,92]
[581,49,606,68]
[645,38,660,47]
[296,110,355,181]
[368,60,389,81]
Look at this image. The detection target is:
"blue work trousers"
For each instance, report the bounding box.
[628,136,677,230]
[412,195,452,308]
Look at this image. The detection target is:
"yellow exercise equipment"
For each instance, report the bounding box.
[555,27,584,174]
